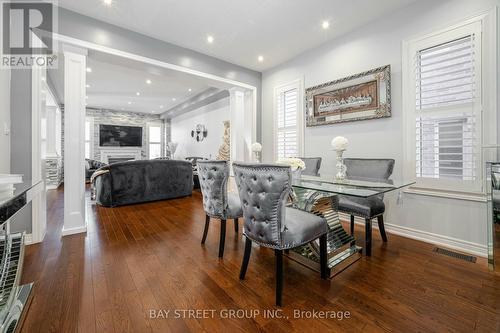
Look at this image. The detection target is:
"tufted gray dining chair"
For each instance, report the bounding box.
[298,157,322,177]
[338,158,395,256]
[233,162,329,306]
[197,160,243,258]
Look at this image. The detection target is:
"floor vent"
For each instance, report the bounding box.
[433,247,476,263]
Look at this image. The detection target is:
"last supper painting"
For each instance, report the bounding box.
[306,65,391,126]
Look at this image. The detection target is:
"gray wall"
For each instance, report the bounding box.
[261,0,498,254]
[10,69,32,233]
[57,7,262,141]
[0,69,10,174]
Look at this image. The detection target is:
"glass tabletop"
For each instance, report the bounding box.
[292,175,415,198]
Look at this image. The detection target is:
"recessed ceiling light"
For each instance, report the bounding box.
[188,88,192,92]
[136,92,140,96]
[160,105,164,108]
[172,98,176,101]
[41,77,46,81]
[258,55,264,62]
[127,101,132,105]
[146,79,152,84]
[86,84,90,88]
[322,20,330,29]
[86,67,92,73]
[103,0,112,6]
[207,35,214,44]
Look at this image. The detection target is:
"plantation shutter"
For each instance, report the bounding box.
[276,88,299,159]
[414,30,480,189]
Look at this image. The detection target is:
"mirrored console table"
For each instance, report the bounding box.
[0,179,40,333]
[484,146,500,273]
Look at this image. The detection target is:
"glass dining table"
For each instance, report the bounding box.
[287,175,415,278]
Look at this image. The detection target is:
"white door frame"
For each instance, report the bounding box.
[49,33,257,236]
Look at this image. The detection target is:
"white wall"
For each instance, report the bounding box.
[171,97,230,159]
[0,69,10,173]
[261,0,500,256]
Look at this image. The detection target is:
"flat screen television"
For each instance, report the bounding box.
[99,124,143,147]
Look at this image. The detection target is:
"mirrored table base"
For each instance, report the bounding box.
[286,187,362,278]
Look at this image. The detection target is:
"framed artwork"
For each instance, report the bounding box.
[305,65,391,126]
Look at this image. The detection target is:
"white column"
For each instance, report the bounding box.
[229,88,245,167]
[229,88,255,166]
[45,105,58,157]
[62,45,87,236]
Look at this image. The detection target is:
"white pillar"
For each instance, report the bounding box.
[229,88,245,166]
[62,45,87,236]
[45,105,58,157]
[229,88,255,166]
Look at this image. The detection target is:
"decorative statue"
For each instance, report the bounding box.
[216,121,230,161]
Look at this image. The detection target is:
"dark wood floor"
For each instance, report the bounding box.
[20,188,500,332]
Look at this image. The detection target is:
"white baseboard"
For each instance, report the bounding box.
[24,233,33,245]
[61,225,87,236]
[339,213,487,258]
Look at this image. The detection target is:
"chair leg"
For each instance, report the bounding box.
[350,215,355,235]
[201,215,210,244]
[275,249,283,307]
[365,218,372,256]
[234,218,239,233]
[377,215,388,242]
[218,219,226,258]
[319,234,328,279]
[239,237,252,280]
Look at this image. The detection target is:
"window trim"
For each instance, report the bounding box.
[273,78,304,160]
[402,9,497,196]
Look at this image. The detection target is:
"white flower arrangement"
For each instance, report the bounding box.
[331,136,348,151]
[276,157,306,171]
[251,142,262,152]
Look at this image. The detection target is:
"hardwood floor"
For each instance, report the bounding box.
[20,187,500,332]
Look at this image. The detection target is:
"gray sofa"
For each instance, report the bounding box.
[92,159,193,207]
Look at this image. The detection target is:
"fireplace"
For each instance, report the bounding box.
[100,148,142,164]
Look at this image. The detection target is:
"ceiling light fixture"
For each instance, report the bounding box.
[258,55,264,62]
[146,79,152,84]
[86,67,92,73]
[136,92,140,96]
[172,98,176,101]
[188,88,192,92]
[86,84,90,88]
[103,0,112,6]
[128,101,132,105]
[322,20,330,29]
[160,105,164,108]
[207,35,214,44]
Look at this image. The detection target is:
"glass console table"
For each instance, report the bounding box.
[0,179,40,333]
[287,176,415,277]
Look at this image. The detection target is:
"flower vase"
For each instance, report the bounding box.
[335,149,347,182]
[292,168,302,182]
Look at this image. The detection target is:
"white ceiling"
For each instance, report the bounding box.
[58,0,418,71]
[48,50,233,114]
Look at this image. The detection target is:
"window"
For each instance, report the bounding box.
[405,21,483,193]
[275,80,303,159]
[84,119,91,159]
[148,124,162,159]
